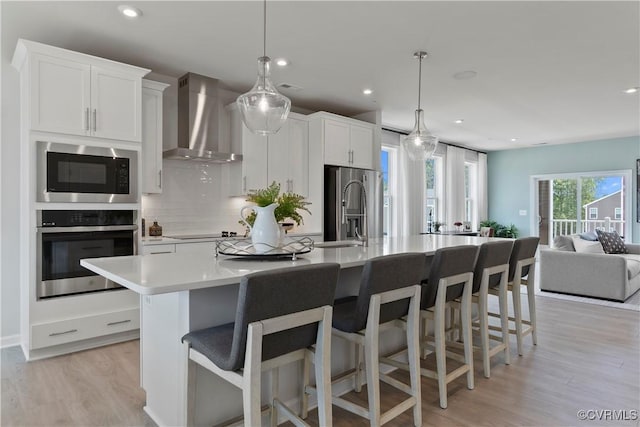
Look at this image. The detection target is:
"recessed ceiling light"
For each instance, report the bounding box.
[118,5,142,18]
[363,89,373,95]
[453,70,478,80]
[275,58,288,67]
[510,138,518,142]
[624,87,639,94]
[454,119,464,124]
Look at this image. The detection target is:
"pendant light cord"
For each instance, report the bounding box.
[417,54,422,110]
[263,0,267,57]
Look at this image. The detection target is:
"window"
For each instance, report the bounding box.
[614,207,622,220]
[424,156,444,231]
[464,162,478,227]
[589,207,598,220]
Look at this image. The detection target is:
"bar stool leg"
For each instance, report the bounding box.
[498,276,511,365]
[478,281,490,378]
[512,278,524,356]
[407,303,422,426]
[301,351,311,419]
[434,301,448,409]
[182,342,197,427]
[526,275,538,345]
[243,323,263,427]
[315,309,333,427]
[461,283,474,390]
[355,342,363,392]
[365,295,382,427]
[270,368,279,427]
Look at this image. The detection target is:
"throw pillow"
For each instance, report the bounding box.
[579,231,598,241]
[571,235,604,254]
[553,235,575,251]
[595,229,628,254]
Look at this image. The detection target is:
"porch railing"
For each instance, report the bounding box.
[551,218,625,238]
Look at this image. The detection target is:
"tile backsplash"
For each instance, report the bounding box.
[142,160,247,235]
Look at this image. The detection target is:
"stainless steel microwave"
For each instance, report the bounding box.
[37,141,138,203]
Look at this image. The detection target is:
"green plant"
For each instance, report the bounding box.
[479,220,519,238]
[239,181,311,228]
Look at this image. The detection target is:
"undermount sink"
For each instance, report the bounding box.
[315,241,364,249]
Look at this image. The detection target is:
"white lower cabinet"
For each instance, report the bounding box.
[31,308,139,349]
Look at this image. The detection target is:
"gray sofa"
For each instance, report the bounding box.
[540,235,640,301]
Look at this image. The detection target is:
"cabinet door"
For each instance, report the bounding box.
[267,121,290,193]
[141,88,163,194]
[30,54,91,136]
[287,117,309,196]
[91,66,142,142]
[323,119,350,167]
[242,127,268,193]
[349,124,374,169]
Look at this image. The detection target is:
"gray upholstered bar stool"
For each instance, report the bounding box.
[418,245,479,409]
[181,263,340,427]
[469,240,514,378]
[487,236,540,356]
[313,253,424,427]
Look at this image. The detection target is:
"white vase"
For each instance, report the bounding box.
[240,203,282,254]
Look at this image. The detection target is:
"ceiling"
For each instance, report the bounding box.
[2,1,639,151]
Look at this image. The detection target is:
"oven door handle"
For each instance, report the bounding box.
[37,225,138,233]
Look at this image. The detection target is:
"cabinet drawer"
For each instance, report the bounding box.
[175,242,217,254]
[142,244,176,255]
[31,308,139,349]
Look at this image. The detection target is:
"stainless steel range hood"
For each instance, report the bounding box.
[163,73,242,162]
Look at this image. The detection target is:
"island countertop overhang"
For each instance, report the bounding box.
[81,235,493,295]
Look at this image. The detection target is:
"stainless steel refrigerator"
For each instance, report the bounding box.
[324,166,383,241]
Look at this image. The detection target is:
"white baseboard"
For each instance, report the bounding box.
[1,334,21,349]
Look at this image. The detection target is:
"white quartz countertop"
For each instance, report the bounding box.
[82,234,494,295]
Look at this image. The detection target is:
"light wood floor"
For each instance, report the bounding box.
[2,295,639,426]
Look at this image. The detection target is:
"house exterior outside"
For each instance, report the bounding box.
[583,190,624,221]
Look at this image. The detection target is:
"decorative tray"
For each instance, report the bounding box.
[215,237,314,260]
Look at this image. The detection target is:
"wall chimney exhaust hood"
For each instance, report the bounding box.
[163,73,242,162]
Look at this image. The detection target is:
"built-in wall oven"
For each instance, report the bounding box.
[37,141,138,203]
[37,210,137,299]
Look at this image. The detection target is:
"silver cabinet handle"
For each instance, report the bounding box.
[150,251,172,255]
[158,170,162,188]
[243,176,247,193]
[85,108,90,131]
[49,329,78,337]
[107,319,131,326]
[92,109,97,132]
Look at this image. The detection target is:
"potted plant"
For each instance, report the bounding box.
[239,181,311,231]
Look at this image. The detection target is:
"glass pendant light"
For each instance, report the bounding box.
[237,0,291,135]
[401,51,438,160]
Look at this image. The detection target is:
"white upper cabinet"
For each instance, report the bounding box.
[267,115,309,196]
[13,39,149,142]
[91,66,143,141]
[227,105,308,196]
[141,80,169,194]
[310,112,375,169]
[30,54,91,136]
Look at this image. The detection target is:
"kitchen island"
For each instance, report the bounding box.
[81,234,492,426]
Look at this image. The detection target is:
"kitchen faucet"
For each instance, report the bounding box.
[342,179,368,247]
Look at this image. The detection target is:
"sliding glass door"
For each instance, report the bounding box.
[534,170,630,243]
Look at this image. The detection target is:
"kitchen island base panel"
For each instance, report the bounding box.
[140,270,407,426]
